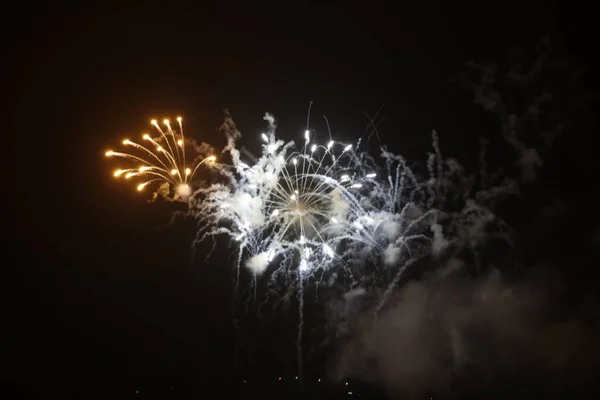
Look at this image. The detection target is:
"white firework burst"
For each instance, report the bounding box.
[194,113,384,279]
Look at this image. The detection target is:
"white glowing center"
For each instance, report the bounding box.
[176,183,192,199]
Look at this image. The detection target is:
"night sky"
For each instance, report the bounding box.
[6,1,599,398]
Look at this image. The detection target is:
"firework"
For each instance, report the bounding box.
[192,113,419,281]
[105,117,216,201]
[104,113,441,285]
[104,113,442,283]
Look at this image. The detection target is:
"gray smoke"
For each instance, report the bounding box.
[333,260,599,398]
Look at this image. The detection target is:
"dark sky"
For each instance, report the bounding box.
[6,0,597,397]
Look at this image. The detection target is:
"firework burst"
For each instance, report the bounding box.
[193,113,388,280]
[105,117,216,201]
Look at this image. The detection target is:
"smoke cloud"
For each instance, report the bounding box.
[333,260,600,398]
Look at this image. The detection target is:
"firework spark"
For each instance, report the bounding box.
[105,117,216,200]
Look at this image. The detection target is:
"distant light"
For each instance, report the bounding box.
[278,377,282,380]
[346,382,349,386]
